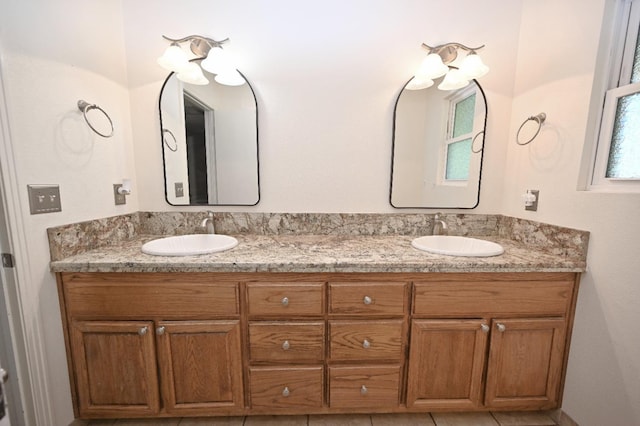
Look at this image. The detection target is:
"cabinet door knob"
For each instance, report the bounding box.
[363,295,372,305]
[360,385,368,395]
[281,297,289,306]
[497,323,506,332]
[156,326,166,335]
[138,326,148,336]
[362,339,371,349]
[481,324,490,333]
[282,340,290,350]
[282,386,290,397]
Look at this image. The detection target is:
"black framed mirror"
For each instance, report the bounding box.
[159,61,259,206]
[390,77,487,209]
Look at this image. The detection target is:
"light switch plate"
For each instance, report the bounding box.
[113,184,126,205]
[27,185,62,214]
[175,182,184,198]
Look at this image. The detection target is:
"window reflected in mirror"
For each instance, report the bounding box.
[390,78,487,209]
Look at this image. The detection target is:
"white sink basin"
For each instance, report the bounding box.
[411,235,504,257]
[141,234,238,256]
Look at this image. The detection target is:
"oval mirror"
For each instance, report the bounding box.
[390,78,487,209]
[159,61,259,206]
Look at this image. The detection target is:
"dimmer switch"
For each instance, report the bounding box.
[27,184,62,214]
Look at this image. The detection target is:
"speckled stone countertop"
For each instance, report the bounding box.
[48,212,588,274]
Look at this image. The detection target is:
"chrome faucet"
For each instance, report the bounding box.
[201,211,216,234]
[432,213,448,235]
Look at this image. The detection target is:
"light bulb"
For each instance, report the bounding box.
[157,43,190,72]
[177,62,209,85]
[459,52,489,79]
[416,53,449,80]
[437,68,470,90]
[214,70,246,86]
[201,47,235,75]
[405,76,434,90]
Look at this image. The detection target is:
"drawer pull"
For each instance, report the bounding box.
[363,295,372,305]
[497,323,506,332]
[360,385,368,395]
[156,326,166,335]
[282,340,290,350]
[480,324,490,333]
[282,386,290,397]
[138,326,148,336]
[281,297,289,306]
[362,339,371,349]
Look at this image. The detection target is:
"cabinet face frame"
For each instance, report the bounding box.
[56,271,580,418]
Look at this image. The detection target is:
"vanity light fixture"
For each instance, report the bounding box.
[157,35,245,86]
[407,42,489,91]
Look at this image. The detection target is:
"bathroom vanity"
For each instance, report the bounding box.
[49,212,588,420]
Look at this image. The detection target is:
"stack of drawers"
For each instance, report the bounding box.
[247,282,326,410]
[246,280,409,411]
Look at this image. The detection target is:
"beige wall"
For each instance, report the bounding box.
[0,1,638,425]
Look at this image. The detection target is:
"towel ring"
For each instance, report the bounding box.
[77,100,114,138]
[516,113,546,146]
[471,131,485,153]
[163,128,178,152]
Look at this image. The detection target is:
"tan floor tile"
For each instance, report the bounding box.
[86,421,117,426]
[308,414,371,426]
[178,417,246,426]
[432,412,499,426]
[114,419,181,426]
[371,413,435,425]
[491,411,556,426]
[244,415,308,426]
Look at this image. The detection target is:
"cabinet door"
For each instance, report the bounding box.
[485,318,566,410]
[156,320,244,415]
[406,319,488,410]
[70,320,160,417]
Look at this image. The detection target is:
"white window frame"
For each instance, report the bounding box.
[589,0,640,190]
[440,85,476,185]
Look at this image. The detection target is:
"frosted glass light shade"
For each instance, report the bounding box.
[405,76,434,90]
[201,47,234,75]
[438,68,469,90]
[459,52,489,79]
[417,53,449,79]
[157,43,190,72]
[176,62,209,85]
[214,69,246,86]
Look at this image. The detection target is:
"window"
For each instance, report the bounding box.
[591,0,640,189]
[443,87,476,183]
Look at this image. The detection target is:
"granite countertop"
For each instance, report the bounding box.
[49,233,586,274]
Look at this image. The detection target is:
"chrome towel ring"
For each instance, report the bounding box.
[77,100,114,138]
[516,113,546,145]
[162,128,178,152]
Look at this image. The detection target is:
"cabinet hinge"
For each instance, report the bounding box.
[1,253,14,268]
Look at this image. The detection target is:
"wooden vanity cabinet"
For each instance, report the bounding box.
[407,273,578,411]
[58,273,244,418]
[57,271,579,419]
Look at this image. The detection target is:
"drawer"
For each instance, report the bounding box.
[249,322,325,362]
[413,278,574,317]
[61,273,239,318]
[247,282,324,316]
[329,365,400,408]
[329,282,407,315]
[329,320,403,361]
[250,366,323,409]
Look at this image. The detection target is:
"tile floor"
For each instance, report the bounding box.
[72,411,560,426]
